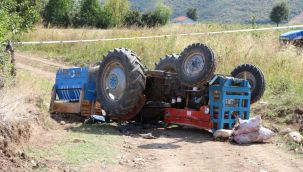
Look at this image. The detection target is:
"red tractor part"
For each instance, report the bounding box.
[164,106,212,129]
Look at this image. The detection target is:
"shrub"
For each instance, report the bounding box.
[73,0,110,28]
[104,0,130,27]
[0,0,39,87]
[141,3,172,27]
[123,10,143,27]
[186,8,198,21]
[43,0,74,27]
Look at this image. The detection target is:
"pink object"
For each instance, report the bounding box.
[233,127,275,144]
[233,115,262,136]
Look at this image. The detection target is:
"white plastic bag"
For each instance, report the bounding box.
[233,115,262,136]
[233,127,275,144]
[258,127,275,140]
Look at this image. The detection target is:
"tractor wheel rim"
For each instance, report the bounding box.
[236,71,256,91]
[184,53,205,76]
[103,62,126,101]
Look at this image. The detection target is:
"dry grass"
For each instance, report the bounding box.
[17,24,303,106]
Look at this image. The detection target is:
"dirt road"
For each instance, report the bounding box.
[106,127,303,172]
[13,52,303,172]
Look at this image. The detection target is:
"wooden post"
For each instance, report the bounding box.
[6,41,16,76]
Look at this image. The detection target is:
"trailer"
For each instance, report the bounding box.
[50,43,266,131]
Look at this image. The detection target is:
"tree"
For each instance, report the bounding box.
[153,3,172,25]
[123,10,143,27]
[142,3,172,27]
[251,15,256,28]
[104,0,130,27]
[74,0,110,28]
[43,0,74,27]
[0,0,40,85]
[270,2,289,27]
[186,8,198,21]
[0,0,40,36]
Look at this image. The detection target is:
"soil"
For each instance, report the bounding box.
[0,52,302,172]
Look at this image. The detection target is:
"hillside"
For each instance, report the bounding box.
[290,11,303,24]
[129,0,303,24]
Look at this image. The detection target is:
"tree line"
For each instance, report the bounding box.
[43,0,172,28]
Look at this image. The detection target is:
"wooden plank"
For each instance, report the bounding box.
[52,102,81,114]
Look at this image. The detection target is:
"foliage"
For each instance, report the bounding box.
[141,3,172,27]
[73,0,110,28]
[186,8,198,21]
[130,0,303,24]
[153,3,172,25]
[43,0,74,27]
[123,10,143,27]
[0,0,40,36]
[0,0,40,87]
[270,2,289,26]
[104,0,130,27]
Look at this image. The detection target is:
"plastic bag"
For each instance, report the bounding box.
[233,127,275,144]
[233,115,262,136]
[258,127,275,140]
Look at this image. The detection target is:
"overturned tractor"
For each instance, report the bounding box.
[50,43,265,130]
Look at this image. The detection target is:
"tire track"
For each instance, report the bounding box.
[15,52,71,79]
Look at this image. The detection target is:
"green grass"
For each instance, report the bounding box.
[26,123,123,168]
[16,70,53,110]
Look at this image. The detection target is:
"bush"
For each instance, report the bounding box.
[104,0,130,27]
[123,10,143,27]
[186,8,198,21]
[73,0,110,28]
[141,3,172,27]
[43,0,74,27]
[0,0,39,87]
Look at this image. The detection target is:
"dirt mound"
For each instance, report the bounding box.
[0,119,33,171]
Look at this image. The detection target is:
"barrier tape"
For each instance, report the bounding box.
[14,25,303,45]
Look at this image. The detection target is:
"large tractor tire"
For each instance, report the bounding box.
[96,48,146,116]
[155,54,179,73]
[176,43,217,87]
[231,64,265,104]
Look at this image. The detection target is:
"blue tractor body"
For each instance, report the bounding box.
[55,67,97,102]
[280,30,303,41]
[50,67,101,116]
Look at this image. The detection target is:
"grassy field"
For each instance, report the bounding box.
[18,24,303,117]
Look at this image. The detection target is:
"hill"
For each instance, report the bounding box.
[290,11,303,24]
[129,0,303,24]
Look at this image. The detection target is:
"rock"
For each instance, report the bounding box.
[31,160,38,168]
[258,101,268,105]
[295,108,303,115]
[292,114,303,124]
[140,133,156,139]
[288,131,303,143]
[280,128,292,135]
[72,139,86,143]
[60,121,66,125]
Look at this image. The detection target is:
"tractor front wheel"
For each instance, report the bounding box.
[155,54,179,73]
[231,64,265,104]
[96,48,146,116]
[176,43,217,87]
